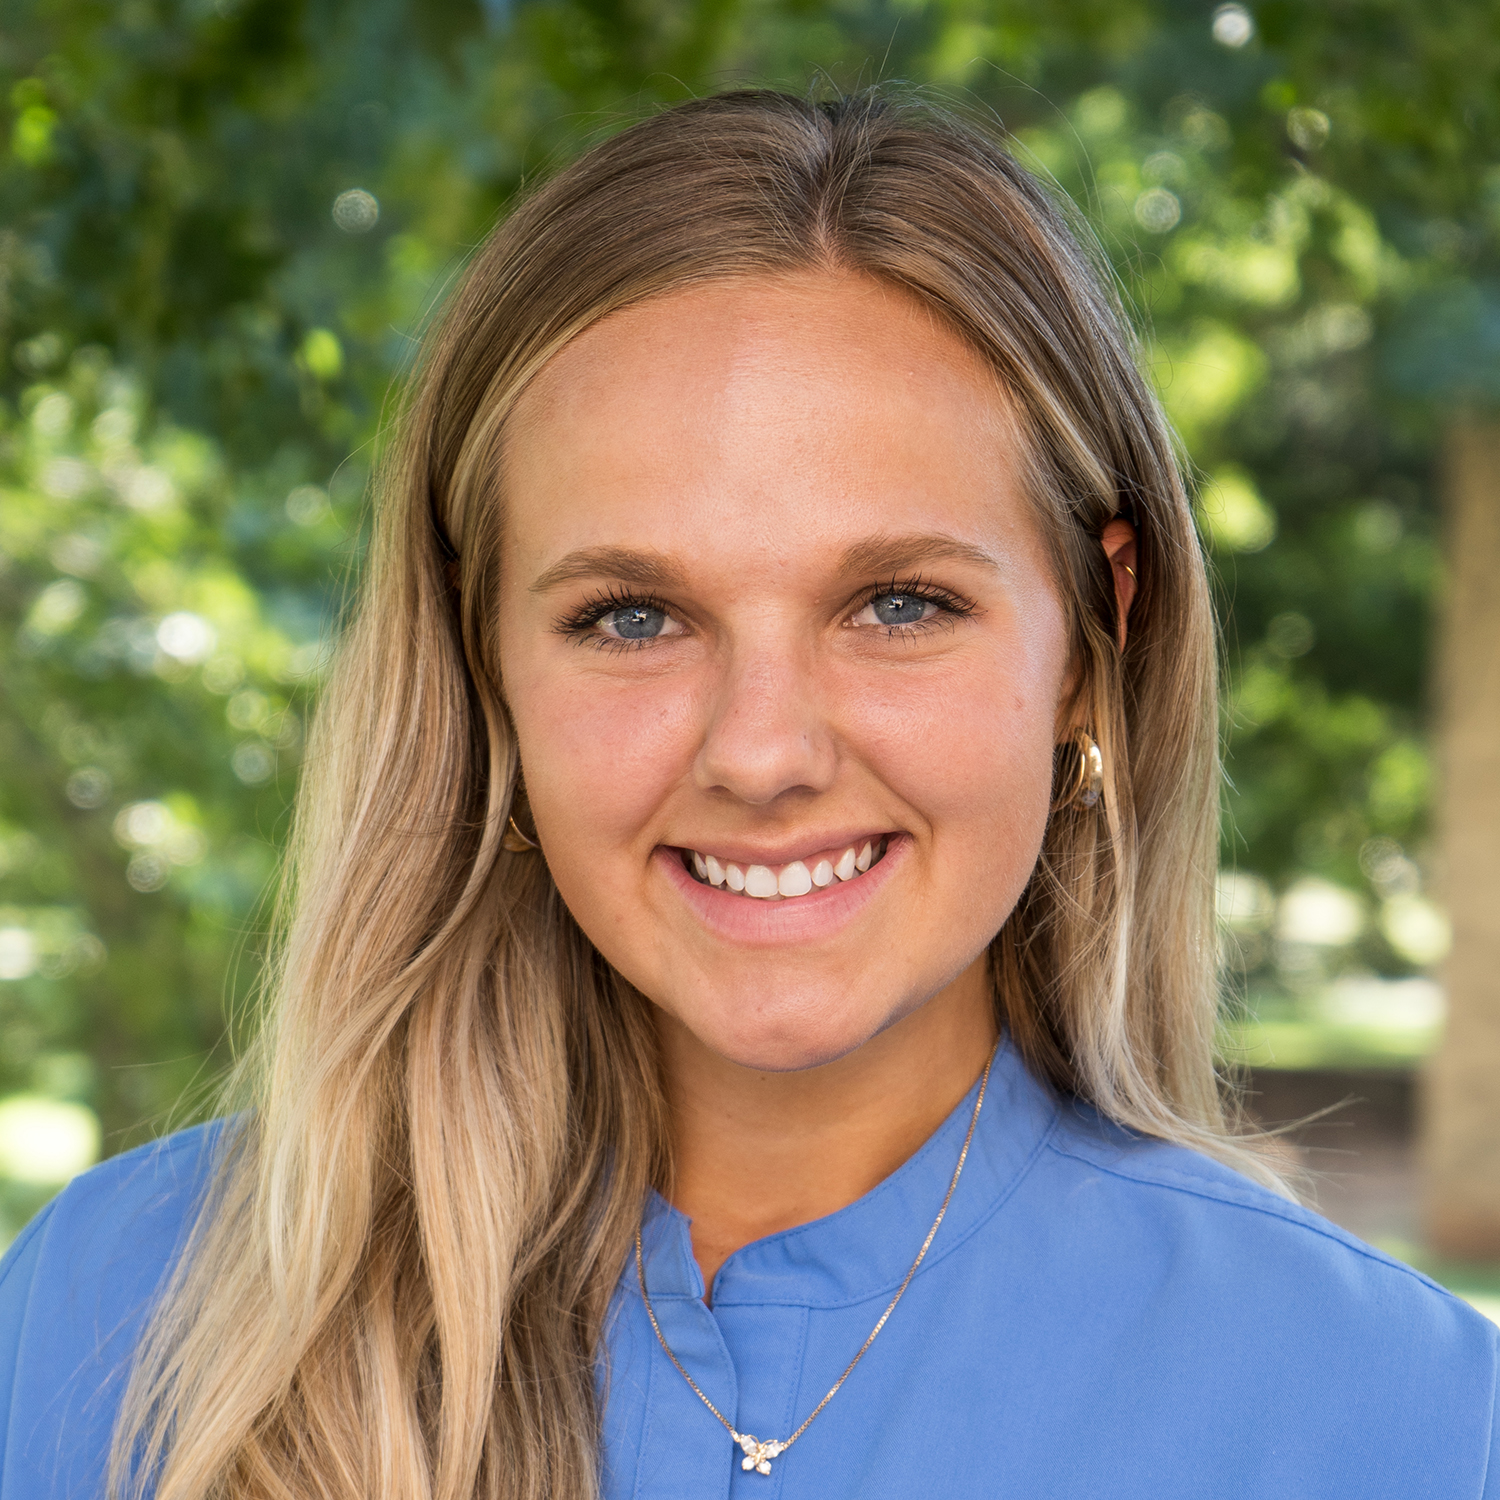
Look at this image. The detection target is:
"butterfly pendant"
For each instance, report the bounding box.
[734,1432,786,1476]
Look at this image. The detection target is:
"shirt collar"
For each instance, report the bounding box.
[632,1035,1060,1311]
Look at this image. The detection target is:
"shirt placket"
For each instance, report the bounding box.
[712,1301,810,1500]
[631,1288,740,1500]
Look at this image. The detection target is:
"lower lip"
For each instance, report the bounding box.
[655,835,909,948]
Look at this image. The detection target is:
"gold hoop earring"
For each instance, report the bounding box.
[503,814,539,853]
[1052,728,1104,812]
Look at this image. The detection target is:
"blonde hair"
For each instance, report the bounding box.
[113,89,1276,1500]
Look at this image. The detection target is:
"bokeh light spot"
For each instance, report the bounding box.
[65,766,112,809]
[1135,188,1182,233]
[1278,878,1364,947]
[0,1096,101,1184]
[28,579,86,634]
[157,612,217,663]
[232,741,275,784]
[126,851,170,892]
[0,928,37,981]
[1211,4,1254,47]
[332,188,379,233]
[1267,611,1316,658]
[286,484,331,525]
[1287,107,1331,152]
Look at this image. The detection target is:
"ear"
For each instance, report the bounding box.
[1100,518,1137,653]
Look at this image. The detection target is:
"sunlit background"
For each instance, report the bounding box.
[3,0,1499,1311]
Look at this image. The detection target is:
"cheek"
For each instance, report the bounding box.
[846,613,1065,817]
[512,669,699,851]
[855,671,1054,845]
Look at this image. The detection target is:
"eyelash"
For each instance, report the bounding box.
[857,575,975,637]
[554,587,677,654]
[553,577,975,652]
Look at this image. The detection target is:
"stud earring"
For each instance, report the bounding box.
[1052,728,1105,812]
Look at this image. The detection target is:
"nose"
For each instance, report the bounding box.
[693,643,838,806]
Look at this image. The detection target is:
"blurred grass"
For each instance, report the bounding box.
[1377,1242,1500,1325]
[1220,1016,1440,1071]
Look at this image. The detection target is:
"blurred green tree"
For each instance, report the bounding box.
[1,0,1496,1227]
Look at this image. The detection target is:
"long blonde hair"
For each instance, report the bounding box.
[113,89,1273,1500]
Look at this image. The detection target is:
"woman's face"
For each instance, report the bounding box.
[498,271,1073,1072]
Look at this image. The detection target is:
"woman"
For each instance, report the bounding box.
[1,90,1494,1500]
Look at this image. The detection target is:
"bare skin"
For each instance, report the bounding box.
[658,957,996,1290]
[498,270,1134,1296]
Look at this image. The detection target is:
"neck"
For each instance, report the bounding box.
[658,958,998,1300]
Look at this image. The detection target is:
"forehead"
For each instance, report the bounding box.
[501,270,1040,578]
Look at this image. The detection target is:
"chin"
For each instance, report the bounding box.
[673,979,910,1074]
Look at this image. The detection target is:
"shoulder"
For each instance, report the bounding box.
[1014,1099,1500,1489]
[1,1121,228,1499]
[2,1119,223,1319]
[1039,1098,1492,1342]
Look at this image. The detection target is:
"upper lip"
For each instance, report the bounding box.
[665,831,895,867]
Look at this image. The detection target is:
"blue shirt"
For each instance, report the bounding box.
[3,1039,1497,1497]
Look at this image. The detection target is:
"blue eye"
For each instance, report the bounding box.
[869,594,934,626]
[604,604,668,639]
[556,591,686,648]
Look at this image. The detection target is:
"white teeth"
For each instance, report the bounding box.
[689,841,885,897]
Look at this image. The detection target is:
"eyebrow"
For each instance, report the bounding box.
[528,532,1001,596]
[836,533,1000,578]
[529,546,689,594]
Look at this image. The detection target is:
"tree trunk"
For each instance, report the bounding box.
[1425,418,1500,1258]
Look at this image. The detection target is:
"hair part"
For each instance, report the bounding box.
[113,88,1281,1500]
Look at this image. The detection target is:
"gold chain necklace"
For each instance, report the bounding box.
[634,1044,997,1478]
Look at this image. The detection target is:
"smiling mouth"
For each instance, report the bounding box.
[678,837,891,901]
